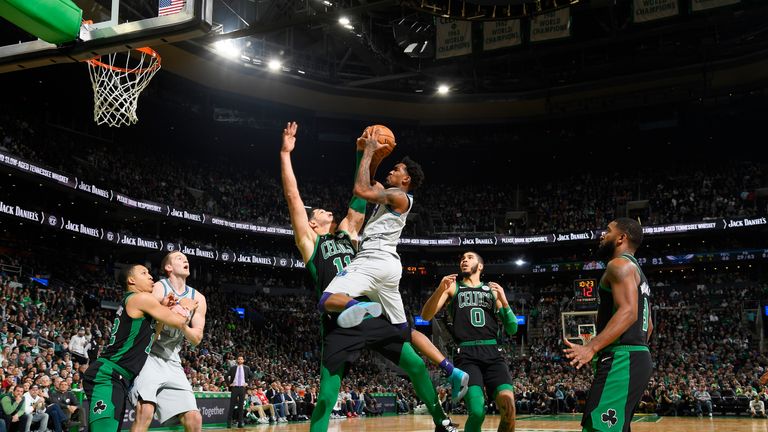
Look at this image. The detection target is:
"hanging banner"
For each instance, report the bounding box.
[633,0,679,23]
[483,19,521,51]
[529,8,571,42]
[436,18,472,59]
[691,0,739,11]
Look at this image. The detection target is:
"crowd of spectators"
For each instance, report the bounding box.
[1,115,765,238]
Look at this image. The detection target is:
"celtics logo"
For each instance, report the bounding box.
[601,408,618,427]
[93,400,107,414]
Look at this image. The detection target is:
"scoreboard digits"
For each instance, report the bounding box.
[574,278,599,310]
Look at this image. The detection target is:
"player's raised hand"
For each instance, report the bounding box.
[488,282,508,306]
[282,121,298,153]
[440,274,457,291]
[364,130,387,153]
[563,338,596,370]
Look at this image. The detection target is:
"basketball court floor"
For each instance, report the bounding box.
[200,413,768,432]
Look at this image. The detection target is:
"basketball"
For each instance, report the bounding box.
[357,124,396,154]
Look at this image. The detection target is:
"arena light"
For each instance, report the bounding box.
[213,40,239,58]
[338,17,350,26]
[515,259,526,266]
[437,84,450,95]
[268,59,282,71]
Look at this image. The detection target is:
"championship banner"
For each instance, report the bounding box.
[691,0,739,11]
[633,0,678,23]
[483,19,521,51]
[529,8,571,42]
[436,18,472,59]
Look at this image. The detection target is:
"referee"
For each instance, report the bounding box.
[226,355,253,428]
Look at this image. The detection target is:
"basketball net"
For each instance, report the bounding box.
[579,333,593,346]
[86,46,161,127]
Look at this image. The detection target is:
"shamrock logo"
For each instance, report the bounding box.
[93,400,107,414]
[601,408,618,427]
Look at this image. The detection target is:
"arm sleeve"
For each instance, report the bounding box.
[498,305,519,336]
[348,150,367,213]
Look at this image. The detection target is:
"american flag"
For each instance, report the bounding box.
[159,0,185,16]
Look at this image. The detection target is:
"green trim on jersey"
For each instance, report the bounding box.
[306,234,322,285]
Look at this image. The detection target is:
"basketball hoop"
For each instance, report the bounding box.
[86,46,161,127]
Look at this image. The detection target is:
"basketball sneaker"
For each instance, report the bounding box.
[337,302,382,328]
[449,367,469,401]
[435,418,459,432]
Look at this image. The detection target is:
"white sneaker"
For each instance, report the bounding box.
[337,302,382,328]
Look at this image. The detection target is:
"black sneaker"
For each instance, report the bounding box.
[435,418,459,432]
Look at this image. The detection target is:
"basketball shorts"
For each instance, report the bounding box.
[322,315,411,374]
[83,358,132,432]
[455,345,514,399]
[581,346,652,432]
[129,354,198,424]
[323,249,406,325]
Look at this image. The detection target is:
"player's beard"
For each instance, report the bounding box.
[597,239,616,261]
[460,263,479,280]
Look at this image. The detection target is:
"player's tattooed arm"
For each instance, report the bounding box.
[353,134,409,213]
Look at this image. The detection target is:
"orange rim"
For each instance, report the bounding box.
[86,47,161,73]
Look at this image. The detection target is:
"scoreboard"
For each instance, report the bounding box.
[574,278,599,310]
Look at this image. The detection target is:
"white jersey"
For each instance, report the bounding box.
[359,189,413,254]
[151,278,197,362]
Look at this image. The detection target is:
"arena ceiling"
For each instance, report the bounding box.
[199,0,768,94]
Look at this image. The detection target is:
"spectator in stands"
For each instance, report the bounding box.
[656,388,676,416]
[21,385,48,432]
[638,390,656,414]
[694,385,713,418]
[245,388,269,424]
[305,385,317,417]
[751,394,767,418]
[1,385,28,432]
[254,385,276,422]
[282,384,298,421]
[67,328,89,366]
[49,381,84,431]
[266,381,287,422]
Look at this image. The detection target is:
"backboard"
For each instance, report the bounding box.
[561,311,598,345]
[0,0,212,73]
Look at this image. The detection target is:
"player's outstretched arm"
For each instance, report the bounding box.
[352,134,409,214]
[279,121,316,261]
[128,292,191,330]
[420,274,457,320]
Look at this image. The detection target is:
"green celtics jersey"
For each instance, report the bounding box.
[100,292,155,377]
[596,253,651,347]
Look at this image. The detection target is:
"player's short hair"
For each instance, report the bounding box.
[614,217,644,249]
[401,156,424,191]
[306,208,316,222]
[160,251,180,276]
[463,251,484,265]
[117,264,140,290]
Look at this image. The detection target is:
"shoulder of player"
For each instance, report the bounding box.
[605,258,634,281]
